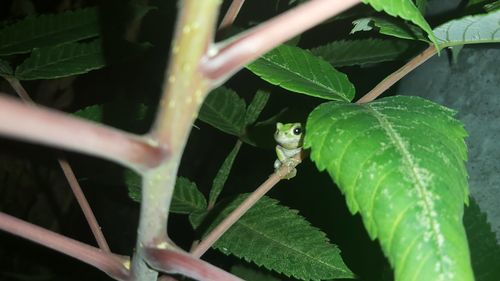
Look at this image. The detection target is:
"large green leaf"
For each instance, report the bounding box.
[310,39,411,67]
[304,96,473,281]
[464,198,500,281]
[246,45,355,102]
[361,0,438,46]
[0,8,99,56]
[15,40,106,80]
[191,194,353,281]
[125,171,206,214]
[433,10,500,47]
[199,86,246,136]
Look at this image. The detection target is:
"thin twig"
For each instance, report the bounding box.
[4,76,34,103]
[3,76,111,252]
[59,158,110,252]
[0,212,130,280]
[219,0,245,30]
[0,94,164,171]
[356,45,437,104]
[191,151,305,258]
[145,248,243,281]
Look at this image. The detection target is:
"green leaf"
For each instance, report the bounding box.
[304,96,473,281]
[310,39,412,67]
[199,86,246,136]
[208,141,242,208]
[361,0,438,46]
[0,8,99,56]
[73,104,104,123]
[485,1,500,11]
[125,171,206,214]
[246,45,355,102]
[466,0,493,8]
[170,177,208,214]
[464,198,500,281]
[244,90,270,125]
[15,40,106,80]
[192,194,353,281]
[352,17,428,42]
[231,264,281,281]
[433,10,500,47]
[0,59,13,76]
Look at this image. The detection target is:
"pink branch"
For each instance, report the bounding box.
[59,158,110,252]
[0,212,129,280]
[201,0,361,82]
[145,248,243,281]
[219,0,245,30]
[356,46,437,104]
[0,94,166,171]
[3,76,111,253]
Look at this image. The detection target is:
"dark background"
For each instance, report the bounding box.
[0,0,497,280]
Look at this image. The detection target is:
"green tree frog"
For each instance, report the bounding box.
[274,122,303,179]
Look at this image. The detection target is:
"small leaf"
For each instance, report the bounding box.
[352,17,428,42]
[246,45,355,102]
[73,104,104,123]
[244,90,270,125]
[192,194,353,281]
[171,177,208,214]
[361,0,438,46]
[199,86,246,136]
[208,141,242,208]
[464,198,500,281]
[15,40,106,80]
[351,18,373,33]
[0,8,99,56]
[433,10,500,47]
[305,96,473,281]
[0,59,13,76]
[125,171,206,214]
[310,39,412,67]
[72,102,151,134]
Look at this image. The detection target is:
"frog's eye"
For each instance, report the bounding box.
[293,127,302,135]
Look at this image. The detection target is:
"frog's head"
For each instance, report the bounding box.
[274,122,303,149]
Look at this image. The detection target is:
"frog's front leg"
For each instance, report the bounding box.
[275,145,299,179]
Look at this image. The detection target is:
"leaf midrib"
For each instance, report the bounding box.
[222,213,350,275]
[367,105,447,275]
[258,51,350,102]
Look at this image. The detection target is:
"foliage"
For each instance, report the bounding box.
[433,9,500,47]
[0,1,499,281]
[191,194,353,281]
[310,39,412,67]
[304,96,472,280]
[246,44,355,101]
